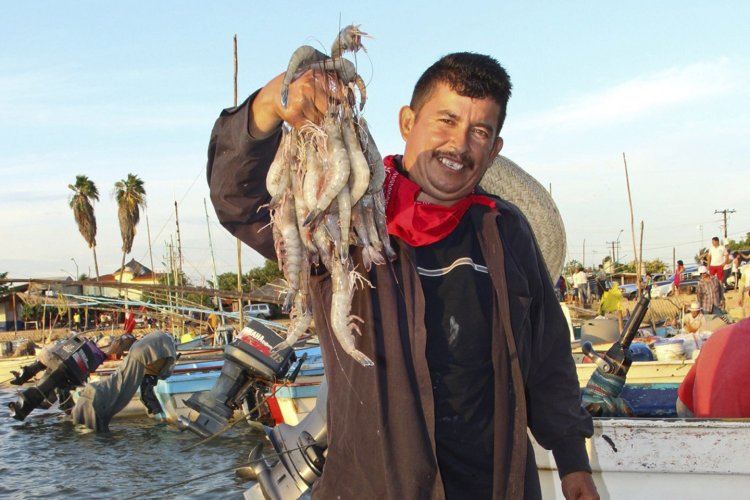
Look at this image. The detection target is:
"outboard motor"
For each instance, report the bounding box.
[178,320,300,437]
[242,380,329,500]
[8,335,106,421]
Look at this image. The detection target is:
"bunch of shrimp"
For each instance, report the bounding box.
[268,25,395,367]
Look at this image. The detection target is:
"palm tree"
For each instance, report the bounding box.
[114,173,147,285]
[68,175,101,284]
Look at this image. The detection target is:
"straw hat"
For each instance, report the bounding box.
[479,154,566,279]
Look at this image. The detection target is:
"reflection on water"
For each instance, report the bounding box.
[0,387,264,499]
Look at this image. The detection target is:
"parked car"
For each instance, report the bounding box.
[242,303,276,320]
[678,264,702,294]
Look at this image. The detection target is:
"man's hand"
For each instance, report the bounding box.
[250,70,340,138]
[561,471,599,500]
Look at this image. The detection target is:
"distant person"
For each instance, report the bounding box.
[707,236,729,284]
[696,265,725,315]
[682,302,706,333]
[593,265,607,301]
[731,251,750,289]
[573,266,589,307]
[676,318,750,417]
[738,263,750,318]
[554,275,566,302]
[73,311,81,331]
[673,260,685,296]
[644,272,653,294]
[207,309,220,335]
[123,308,136,335]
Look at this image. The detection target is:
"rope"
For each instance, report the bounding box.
[179,384,280,453]
[124,442,314,499]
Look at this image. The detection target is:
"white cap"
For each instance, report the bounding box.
[690,302,701,312]
[698,265,708,274]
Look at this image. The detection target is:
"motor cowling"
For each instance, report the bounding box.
[8,336,106,421]
[178,320,296,437]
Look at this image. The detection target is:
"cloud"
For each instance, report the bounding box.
[516,58,743,130]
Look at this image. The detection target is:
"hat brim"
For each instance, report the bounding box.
[479,154,566,280]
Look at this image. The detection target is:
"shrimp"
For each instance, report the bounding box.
[352,200,384,271]
[330,24,369,58]
[324,212,343,263]
[372,191,397,261]
[304,116,350,226]
[359,194,383,252]
[357,117,385,194]
[330,258,374,366]
[280,45,329,108]
[312,222,334,271]
[291,142,318,261]
[274,193,303,313]
[342,115,370,206]
[266,128,292,202]
[336,184,351,261]
[301,135,323,212]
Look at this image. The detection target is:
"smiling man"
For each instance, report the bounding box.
[208,52,596,499]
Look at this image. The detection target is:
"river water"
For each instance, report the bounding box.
[0,387,265,499]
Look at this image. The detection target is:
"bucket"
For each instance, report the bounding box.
[653,339,685,361]
[580,318,620,345]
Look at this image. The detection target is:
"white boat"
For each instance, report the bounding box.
[534,418,750,499]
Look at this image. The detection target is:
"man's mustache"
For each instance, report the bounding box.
[431,149,474,169]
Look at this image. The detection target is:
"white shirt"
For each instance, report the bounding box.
[573,271,588,288]
[683,313,706,333]
[708,245,728,267]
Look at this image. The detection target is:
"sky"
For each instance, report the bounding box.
[1,1,748,284]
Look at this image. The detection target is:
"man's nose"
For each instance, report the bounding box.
[448,126,470,153]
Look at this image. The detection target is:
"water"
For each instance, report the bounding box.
[0,387,265,499]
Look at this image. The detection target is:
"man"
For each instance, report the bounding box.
[208,52,596,499]
[682,302,706,333]
[696,265,725,315]
[706,236,729,283]
[676,317,750,417]
[572,266,589,307]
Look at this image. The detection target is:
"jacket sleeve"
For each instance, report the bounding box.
[206,90,282,261]
[499,202,594,478]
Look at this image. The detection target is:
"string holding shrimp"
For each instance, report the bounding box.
[265,24,391,367]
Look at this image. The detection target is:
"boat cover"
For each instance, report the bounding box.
[71,331,176,432]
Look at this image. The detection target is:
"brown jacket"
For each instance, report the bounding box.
[207,94,593,499]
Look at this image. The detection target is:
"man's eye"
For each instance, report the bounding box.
[473,128,489,139]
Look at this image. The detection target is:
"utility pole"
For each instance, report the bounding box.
[714,209,736,240]
[606,240,617,262]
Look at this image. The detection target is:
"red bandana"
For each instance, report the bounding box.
[383,155,496,247]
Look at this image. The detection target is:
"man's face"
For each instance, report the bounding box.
[691,310,700,317]
[712,240,719,247]
[399,82,503,206]
[702,273,709,281]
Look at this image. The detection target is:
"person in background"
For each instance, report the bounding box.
[676,317,750,417]
[573,266,589,307]
[595,265,608,301]
[644,272,653,294]
[696,265,725,315]
[738,262,750,318]
[682,302,706,333]
[706,236,729,284]
[73,311,81,331]
[731,251,750,290]
[554,275,566,302]
[673,260,684,296]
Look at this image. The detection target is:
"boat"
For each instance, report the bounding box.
[534,418,750,499]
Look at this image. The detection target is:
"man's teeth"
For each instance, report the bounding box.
[439,158,463,171]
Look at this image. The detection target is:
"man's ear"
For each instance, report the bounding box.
[399,106,415,140]
[491,136,504,158]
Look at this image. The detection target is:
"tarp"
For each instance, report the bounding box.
[71,331,176,432]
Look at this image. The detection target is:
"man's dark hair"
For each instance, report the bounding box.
[712,236,720,243]
[410,52,512,133]
[677,260,684,265]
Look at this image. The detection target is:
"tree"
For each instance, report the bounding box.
[113,174,147,285]
[246,260,284,290]
[68,175,101,283]
[0,271,7,294]
[726,233,750,252]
